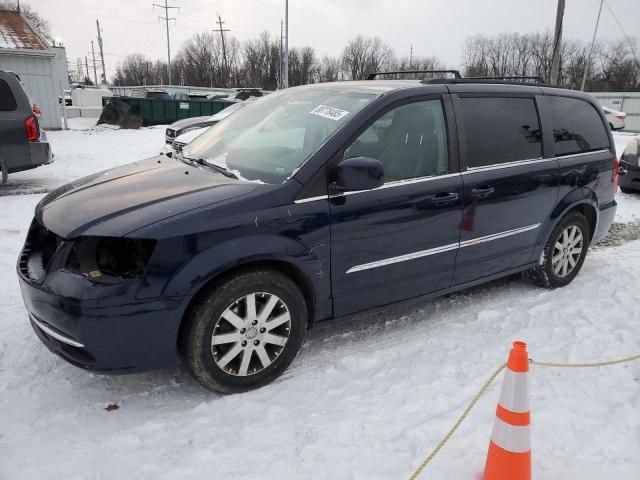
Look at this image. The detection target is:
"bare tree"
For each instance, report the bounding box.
[288,46,318,86]
[114,54,155,86]
[173,32,219,87]
[108,27,639,93]
[342,36,395,80]
[318,55,342,83]
[241,31,280,90]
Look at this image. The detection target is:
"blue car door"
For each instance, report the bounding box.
[451,93,560,285]
[329,96,464,316]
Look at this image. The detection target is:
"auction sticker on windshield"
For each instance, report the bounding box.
[310,105,350,121]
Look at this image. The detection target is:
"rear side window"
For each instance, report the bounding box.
[459,97,542,168]
[0,79,18,111]
[547,96,609,156]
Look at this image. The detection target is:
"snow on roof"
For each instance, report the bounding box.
[0,9,47,50]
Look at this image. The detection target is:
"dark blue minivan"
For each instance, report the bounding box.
[18,78,618,392]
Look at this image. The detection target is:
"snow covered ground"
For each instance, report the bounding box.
[1,120,639,479]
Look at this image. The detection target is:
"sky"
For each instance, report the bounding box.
[23,0,640,80]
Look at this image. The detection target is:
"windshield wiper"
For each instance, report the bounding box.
[175,151,198,166]
[182,154,239,179]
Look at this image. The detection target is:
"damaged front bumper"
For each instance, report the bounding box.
[17,219,191,373]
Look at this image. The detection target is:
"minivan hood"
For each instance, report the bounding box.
[37,156,257,238]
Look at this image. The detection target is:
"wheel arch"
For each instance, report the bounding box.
[177,257,320,351]
[535,192,599,261]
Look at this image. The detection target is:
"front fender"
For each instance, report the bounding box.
[165,233,329,298]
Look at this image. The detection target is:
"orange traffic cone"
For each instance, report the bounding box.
[483,341,531,480]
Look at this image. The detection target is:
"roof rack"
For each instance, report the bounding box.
[421,78,558,88]
[366,69,462,80]
[464,75,546,83]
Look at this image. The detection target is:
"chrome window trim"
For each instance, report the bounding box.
[346,223,541,274]
[463,157,548,174]
[30,315,85,348]
[334,172,461,198]
[296,150,612,202]
[294,172,461,203]
[294,195,329,204]
[554,149,610,160]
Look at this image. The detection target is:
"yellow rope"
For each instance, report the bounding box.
[530,354,640,368]
[408,353,640,480]
[408,363,506,480]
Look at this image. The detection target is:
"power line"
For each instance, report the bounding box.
[581,0,604,91]
[153,0,179,85]
[603,0,640,70]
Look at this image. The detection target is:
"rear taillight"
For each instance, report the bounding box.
[616,114,625,120]
[613,157,620,194]
[32,104,41,117]
[25,115,39,142]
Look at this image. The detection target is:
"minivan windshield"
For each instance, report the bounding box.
[183,89,376,184]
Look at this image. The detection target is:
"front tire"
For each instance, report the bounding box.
[180,268,308,393]
[530,212,590,288]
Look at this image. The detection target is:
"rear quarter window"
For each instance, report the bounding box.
[0,79,18,111]
[547,96,610,156]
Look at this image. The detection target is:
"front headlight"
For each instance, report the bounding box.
[66,237,156,283]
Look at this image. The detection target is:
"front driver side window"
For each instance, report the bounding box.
[344,99,449,182]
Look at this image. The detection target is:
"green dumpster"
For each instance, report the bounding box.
[99,96,235,127]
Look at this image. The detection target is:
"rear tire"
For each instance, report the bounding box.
[180,268,307,394]
[530,212,590,289]
[620,186,636,194]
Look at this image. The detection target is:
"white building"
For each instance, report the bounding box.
[0,8,68,129]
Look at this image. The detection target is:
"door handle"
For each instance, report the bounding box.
[471,186,495,198]
[431,192,459,206]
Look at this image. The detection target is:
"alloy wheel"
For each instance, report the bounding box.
[211,292,291,376]
[552,225,584,278]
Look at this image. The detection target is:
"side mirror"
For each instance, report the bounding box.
[334,156,384,192]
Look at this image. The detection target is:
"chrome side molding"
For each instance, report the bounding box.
[346,223,541,274]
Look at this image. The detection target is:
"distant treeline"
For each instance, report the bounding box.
[108,31,640,92]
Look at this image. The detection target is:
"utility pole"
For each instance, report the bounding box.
[91,41,98,85]
[549,0,565,85]
[153,0,179,85]
[215,13,230,87]
[279,20,283,89]
[76,58,83,83]
[581,0,604,91]
[409,44,413,69]
[96,19,107,85]
[85,56,90,85]
[284,0,289,88]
